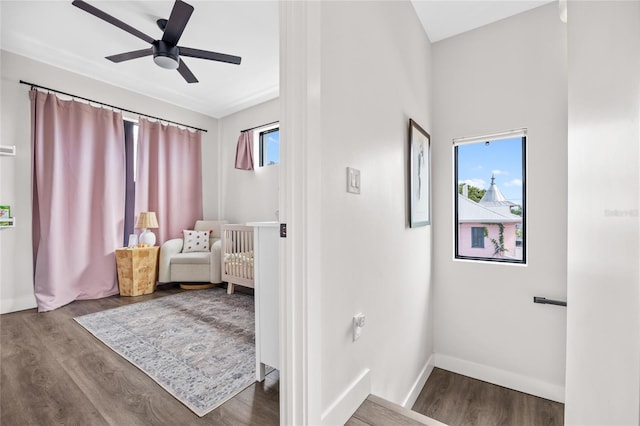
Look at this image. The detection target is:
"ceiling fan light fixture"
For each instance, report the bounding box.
[154,55,179,69]
[153,41,180,70]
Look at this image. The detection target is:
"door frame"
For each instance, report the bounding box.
[278,1,323,424]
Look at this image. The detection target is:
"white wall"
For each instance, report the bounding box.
[0,51,220,313]
[431,4,568,402]
[565,1,640,424]
[219,98,279,224]
[289,1,434,423]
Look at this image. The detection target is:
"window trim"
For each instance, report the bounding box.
[453,132,527,264]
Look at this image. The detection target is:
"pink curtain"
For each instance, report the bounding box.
[30,90,124,312]
[235,131,254,170]
[135,118,203,245]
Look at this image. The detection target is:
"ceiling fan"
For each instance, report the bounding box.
[71,0,241,83]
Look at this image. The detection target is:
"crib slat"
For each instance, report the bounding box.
[221,224,255,291]
[242,231,247,278]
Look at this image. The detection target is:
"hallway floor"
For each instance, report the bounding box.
[412,368,564,426]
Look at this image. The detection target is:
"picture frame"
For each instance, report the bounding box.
[0,205,10,220]
[409,119,431,227]
[0,205,12,227]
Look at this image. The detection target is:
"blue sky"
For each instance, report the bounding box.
[265,130,280,165]
[456,136,523,204]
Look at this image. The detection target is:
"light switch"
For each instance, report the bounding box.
[347,167,361,194]
[353,313,365,341]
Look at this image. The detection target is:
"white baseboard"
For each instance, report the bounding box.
[321,368,371,426]
[402,353,435,408]
[435,353,565,403]
[1,295,37,314]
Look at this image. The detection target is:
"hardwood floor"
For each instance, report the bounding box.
[412,368,564,426]
[2,287,564,426]
[349,395,444,426]
[0,285,279,426]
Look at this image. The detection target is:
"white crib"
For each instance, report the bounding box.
[221,224,254,294]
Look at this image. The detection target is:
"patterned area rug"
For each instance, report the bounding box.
[75,288,256,417]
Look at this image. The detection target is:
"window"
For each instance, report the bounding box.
[258,126,280,167]
[123,121,139,245]
[471,227,485,248]
[454,130,526,264]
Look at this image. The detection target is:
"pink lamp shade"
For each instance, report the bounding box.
[135,212,159,246]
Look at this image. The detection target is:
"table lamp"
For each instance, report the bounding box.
[135,212,159,246]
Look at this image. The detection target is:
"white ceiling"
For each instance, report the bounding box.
[1,1,279,118]
[411,0,554,43]
[1,1,552,119]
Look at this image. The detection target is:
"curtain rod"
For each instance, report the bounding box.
[20,80,207,133]
[241,120,279,133]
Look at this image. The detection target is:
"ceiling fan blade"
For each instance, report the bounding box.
[179,47,241,65]
[106,48,153,63]
[177,60,198,84]
[162,0,194,46]
[72,0,155,45]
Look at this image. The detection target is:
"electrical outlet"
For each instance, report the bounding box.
[353,313,366,341]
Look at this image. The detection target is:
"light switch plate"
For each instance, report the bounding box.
[353,313,365,341]
[347,167,361,194]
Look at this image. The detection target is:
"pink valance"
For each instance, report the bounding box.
[235,131,254,170]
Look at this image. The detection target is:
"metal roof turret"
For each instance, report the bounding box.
[479,175,518,207]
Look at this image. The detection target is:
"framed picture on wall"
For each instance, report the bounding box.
[0,205,10,220]
[409,119,431,227]
[0,205,12,227]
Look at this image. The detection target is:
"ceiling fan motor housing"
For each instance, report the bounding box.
[153,41,180,69]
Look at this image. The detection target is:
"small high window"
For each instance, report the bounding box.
[257,126,280,167]
[454,130,526,264]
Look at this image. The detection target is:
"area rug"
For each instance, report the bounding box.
[75,288,256,417]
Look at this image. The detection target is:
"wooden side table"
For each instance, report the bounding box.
[115,246,159,296]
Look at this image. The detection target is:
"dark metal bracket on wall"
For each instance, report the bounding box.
[533,296,567,307]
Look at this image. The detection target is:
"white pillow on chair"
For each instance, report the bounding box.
[182,230,211,253]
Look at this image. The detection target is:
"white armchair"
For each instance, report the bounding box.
[159,220,228,286]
